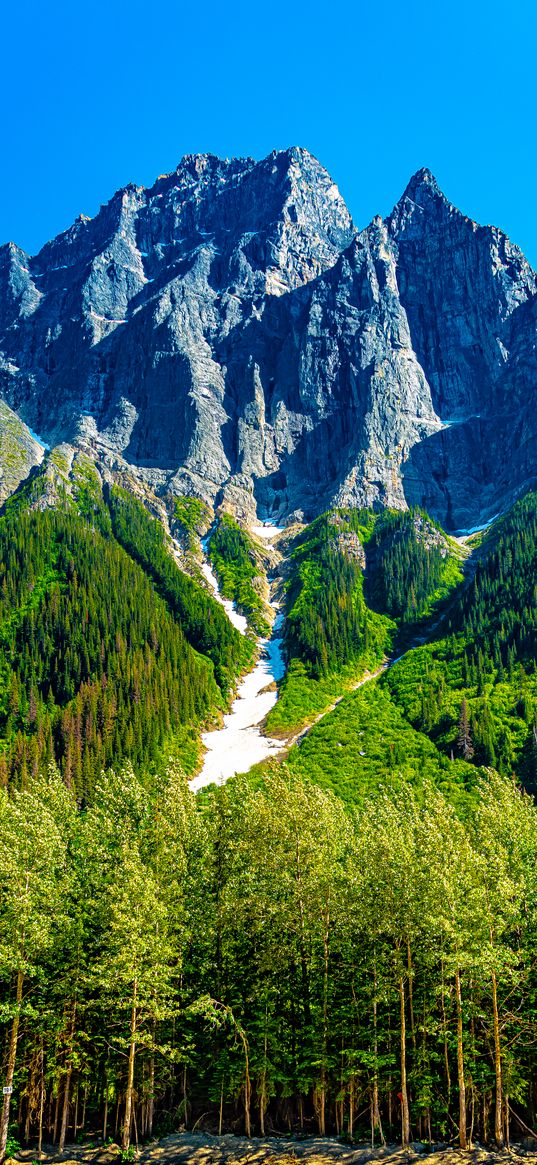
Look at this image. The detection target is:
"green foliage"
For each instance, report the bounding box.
[286,680,478,809]
[0,507,220,793]
[4,1133,21,1158]
[266,509,393,734]
[70,456,112,536]
[365,507,463,625]
[284,509,392,677]
[265,658,379,737]
[174,495,211,536]
[108,488,252,691]
[119,1148,136,1163]
[386,493,537,780]
[2,768,537,1148]
[209,515,270,635]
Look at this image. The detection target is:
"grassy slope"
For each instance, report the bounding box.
[266,511,393,735]
[287,682,479,811]
[266,508,466,738]
[275,495,537,806]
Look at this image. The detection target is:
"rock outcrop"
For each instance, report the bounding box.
[0,150,536,530]
[0,399,46,504]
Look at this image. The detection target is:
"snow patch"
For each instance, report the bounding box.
[190,612,286,790]
[251,522,285,539]
[200,558,248,635]
[190,540,287,791]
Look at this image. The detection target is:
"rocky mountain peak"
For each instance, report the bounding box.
[387,167,458,238]
[0,149,536,533]
[401,166,443,200]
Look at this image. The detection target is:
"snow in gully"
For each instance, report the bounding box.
[190,526,287,791]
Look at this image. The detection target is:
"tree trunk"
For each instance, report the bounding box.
[147,1054,155,1137]
[58,1071,72,1153]
[407,940,416,1052]
[455,968,467,1149]
[38,1043,45,1161]
[182,1065,188,1130]
[491,970,504,1147]
[122,985,138,1152]
[59,1002,77,1154]
[0,970,24,1165]
[52,1090,60,1143]
[318,905,330,1138]
[372,957,385,1146]
[440,962,451,1113]
[259,1011,268,1137]
[241,1035,251,1139]
[399,976,410,1147]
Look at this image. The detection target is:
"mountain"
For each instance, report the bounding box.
[1,149,536,531]
[2,146,537,1150]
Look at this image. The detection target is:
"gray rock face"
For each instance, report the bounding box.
[0,152,536,530]
[0,399,46,504]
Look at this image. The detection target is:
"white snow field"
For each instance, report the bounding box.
[190,534,286,791]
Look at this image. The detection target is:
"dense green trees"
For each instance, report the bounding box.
[1,767,536,1158]
[0,487,257,791]
[0,507,223,793]
[108,489,252,691]
[284,510,388,679]
[386,494,537,780]
[1,483,536,1155]
[267,510,392,734]
[365,509,462,625]
[208,515,270,636]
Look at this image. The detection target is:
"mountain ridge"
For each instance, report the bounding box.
[0,149,536,530]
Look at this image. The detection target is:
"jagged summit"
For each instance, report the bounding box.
[400,166,443,201]
[387,166,459,237]
[0,148,536,532]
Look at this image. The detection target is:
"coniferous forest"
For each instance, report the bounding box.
[1,473,537,1159]
[0,489,253,793]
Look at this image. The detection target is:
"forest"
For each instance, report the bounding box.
[0,493,250,793]
[386,493,537,781]
[1,765,536,1162]
[266,510,393,735]
[1,476,537,1160]
[364,509,463,626]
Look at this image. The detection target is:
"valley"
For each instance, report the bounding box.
[1,148,537,1160]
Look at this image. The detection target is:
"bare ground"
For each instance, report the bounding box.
[13,1133,537,1165]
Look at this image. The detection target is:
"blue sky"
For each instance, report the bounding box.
[1,0,536,263]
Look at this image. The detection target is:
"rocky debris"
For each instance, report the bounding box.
[1,151,536,530]
[11,1134,537,1165]
[329,531,366,567]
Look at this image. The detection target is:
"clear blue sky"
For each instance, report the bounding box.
[1,0,536,264]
